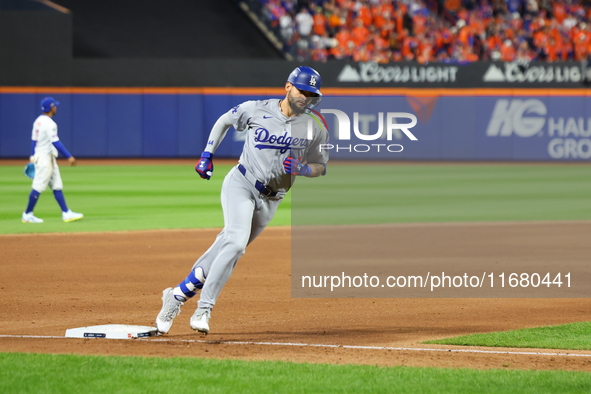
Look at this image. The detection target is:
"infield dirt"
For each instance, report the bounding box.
[2,224,591,371]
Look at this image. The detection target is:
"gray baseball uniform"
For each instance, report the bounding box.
[191,99,329,309]
[155,66,326,335]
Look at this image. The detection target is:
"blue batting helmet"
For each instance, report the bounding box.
[41,97,59,113]
[287,66,322,96]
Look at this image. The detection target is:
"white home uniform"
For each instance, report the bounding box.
[192,99,329,310]
[31,114,64,193]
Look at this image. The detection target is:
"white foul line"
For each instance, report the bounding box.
[2,334,591,358]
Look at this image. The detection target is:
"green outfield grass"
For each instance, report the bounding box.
[1,162,590,234]
[292,163,591,225]
[1,352,590,394]
[425,321,591,350]
[0,164,290,234]
[3,162,591,389]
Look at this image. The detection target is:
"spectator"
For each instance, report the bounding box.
[500,39,516,60]
[351,18,371,46]
[296,7,314,38]
[280,11,295,42]
[515,40,533,60]
[250,0,591,63]
[313,6,328,35]
[357,1,373,26]
[265,0,286,28]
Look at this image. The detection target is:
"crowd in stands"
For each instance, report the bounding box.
[250,0,591,63]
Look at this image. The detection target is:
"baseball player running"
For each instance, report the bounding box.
[22,97,83,223]
[156,66,329,335]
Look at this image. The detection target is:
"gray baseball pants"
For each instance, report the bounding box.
[192,166,282,309]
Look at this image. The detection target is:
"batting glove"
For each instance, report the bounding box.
[195,152,214,180]
[283,156,312,176]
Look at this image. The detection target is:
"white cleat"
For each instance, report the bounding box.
[190,308,211,334]
[155,287,185,334]
[62,210,84,222]
[22,212,44,223]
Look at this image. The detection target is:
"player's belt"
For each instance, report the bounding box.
[237,164,277,197]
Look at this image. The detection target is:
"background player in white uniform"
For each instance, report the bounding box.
[156,66,329,334]
[22,97,84,223]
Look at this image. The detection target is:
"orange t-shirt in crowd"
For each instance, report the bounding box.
[366,36,388,52]
[574,40,588,60]
[510,17,523,31]
[402,36,417,59]
[549,26,561,42]
[417,41,434,64]
[533,30,549,49]
[464,48,479,62]
[544,43,558,62]
[433,30,443,50]
[330,45,345,59]
[552,2,567,24]
[440,28,453,45]
[328,12,342,29]
[351,24,370,46]
[487,35,502,50]
[505,28,515,40]
[372,2,395,18]
[358,5,372,26]
[500,43,516,61]
[373,51,391,64]
[353,46,371,62]
[457,8,469,21]
[569,25,580,41]
[528,18,542,33]
[458,26,474,46]
[573,30,591,46]
[445,0,461,12]
[380,18,395,39]
[413,14,427,35]
[470,18,486,37]
[374,13,386,29]
[313,12,327,36]
[395,8,405,35]
[335,29,352,48]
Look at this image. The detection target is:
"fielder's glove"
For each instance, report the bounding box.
[24,163,35,179]
[283,156,312,176]
[195,152,214,180]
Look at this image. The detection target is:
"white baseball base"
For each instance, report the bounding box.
[65,324,159,339]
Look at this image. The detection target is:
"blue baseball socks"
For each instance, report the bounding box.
[25,190,41,214]
[172,266,206,302]
[53,190,69,212]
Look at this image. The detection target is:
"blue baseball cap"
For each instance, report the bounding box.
[41,97,59,113]
[287,66,322,96]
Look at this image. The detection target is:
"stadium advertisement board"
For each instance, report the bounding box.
[319,95,591,161]
[0,91,589,161]
[329,61,591,88]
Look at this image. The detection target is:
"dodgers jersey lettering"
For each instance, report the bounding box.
[31,115,59,157]
[227,99,329,192]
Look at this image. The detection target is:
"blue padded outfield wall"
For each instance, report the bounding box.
[1,90,590,161]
